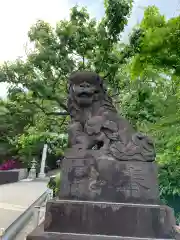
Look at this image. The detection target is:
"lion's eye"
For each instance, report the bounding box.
[80,82,91,88]
[72,85,76,91]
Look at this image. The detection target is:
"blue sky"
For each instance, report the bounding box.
[69,0,180,41]
[0,0,179,97]
[0,0,179,62]
[69,0,179,19]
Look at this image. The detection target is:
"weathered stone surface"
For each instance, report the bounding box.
[43,200,175,239]
[26,71,180,240]
[59,150,159,204]
[27,223,176,240]
[67,71,156,162]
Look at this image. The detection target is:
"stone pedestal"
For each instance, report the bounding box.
[27,150,179,240]
[38,172,46,179]
[59,150,159,204]
[45,200,177,238]
[27,199,177,239]
[28,158,37,180]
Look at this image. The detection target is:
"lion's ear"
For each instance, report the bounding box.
[100,79,107,93]
[103,85,107,92]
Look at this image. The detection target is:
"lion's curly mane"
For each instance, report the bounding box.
[67,71,116,123]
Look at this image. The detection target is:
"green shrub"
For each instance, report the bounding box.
[47,172,61,197]
[54,172,61,196]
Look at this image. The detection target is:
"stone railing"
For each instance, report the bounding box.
[33,205,46,228]
[0,190,50,240]
[33,188,53,228]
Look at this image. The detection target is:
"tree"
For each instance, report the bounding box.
[0,0,134,166]
[0,87,69,165]
[121,6,180,214]
[0,0,133,117]
[0,1,180,213]
[0,91,36,162]
[129,6,180,78]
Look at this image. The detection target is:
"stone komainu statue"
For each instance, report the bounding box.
[67,71,155,162]
[26,72,179,240]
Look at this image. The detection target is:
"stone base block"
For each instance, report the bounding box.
[59,150,159,204]
[43,200,176,239]
[17,168,28,180]
[27,224,176,240]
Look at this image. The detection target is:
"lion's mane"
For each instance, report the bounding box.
[67,71,116,124]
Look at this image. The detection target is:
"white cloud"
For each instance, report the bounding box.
[0,0,70,62]
[0,83,8,99]
[121,0,145,42]
[0,0,71,97]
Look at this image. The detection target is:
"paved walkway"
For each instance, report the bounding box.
[0,178,48,231]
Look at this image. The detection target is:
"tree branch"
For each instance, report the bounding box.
[59,116,68,128]
[23,96,69,116]
[52,96,68,111]
[103,72,111,79]
[46,111,69,116]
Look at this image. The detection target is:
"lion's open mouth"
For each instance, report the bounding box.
[78,92,93,98]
